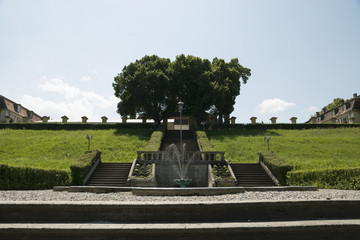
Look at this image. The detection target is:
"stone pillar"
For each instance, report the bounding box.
[270,117,277,124]
[81,116,88,123]
[101,116,108,123]
[230,116,236,125]
[250,117,257,124]
[61,116,69,123]
[42,116,50,123]
[122,116,127,124]
[290,117,297,124]
[142,117,147,124]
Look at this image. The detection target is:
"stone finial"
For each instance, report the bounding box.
[81,116,88,123]
[61,116,69,123]
[270,117,277,124]
[121,116,127,124]
[101,116,108,123]
[230,116,236,125]
[250,117,257,124]
[42,116,50,123]
[290,117,297,124]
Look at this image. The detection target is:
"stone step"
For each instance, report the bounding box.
[1,220,359,240]
[87,162,131,187]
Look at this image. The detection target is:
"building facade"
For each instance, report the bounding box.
[308,93,360,124]
[0,95,42,123]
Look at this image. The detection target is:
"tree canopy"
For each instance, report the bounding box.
[113,54,251,125]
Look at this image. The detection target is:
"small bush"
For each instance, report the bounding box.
[196,131,214,151]
[288,168,360,190]
[258,151,293,185]
[0,164,69,190]
[70,150,101,185]
[145,131,163,151]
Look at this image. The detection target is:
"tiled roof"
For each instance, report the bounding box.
[0,95,42,120]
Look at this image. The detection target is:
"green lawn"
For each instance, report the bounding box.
[207,128,360,171]
[0,129,152,171]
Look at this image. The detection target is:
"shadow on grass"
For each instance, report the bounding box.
[113,128,153,140]
[207,129,281,140]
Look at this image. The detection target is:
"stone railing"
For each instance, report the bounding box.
[136,151,225,164]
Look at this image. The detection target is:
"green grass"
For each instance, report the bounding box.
[0,129,152,171]
[207,128,360,171]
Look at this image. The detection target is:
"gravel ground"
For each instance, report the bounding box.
[0,189,359,202]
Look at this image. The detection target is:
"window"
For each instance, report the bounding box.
[332,108,339,116]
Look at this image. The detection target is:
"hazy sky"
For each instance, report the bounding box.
[1,0,359,123]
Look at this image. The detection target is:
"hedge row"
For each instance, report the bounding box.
[0,123,157,130]
[287,168,360,190]
[0,164,69,190]
[196,131,214,151]
[145,131,163,151]
[258,151,293,185]
[216,123,360,130]
[70,150,101,185]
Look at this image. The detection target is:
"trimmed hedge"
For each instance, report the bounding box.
[196,131,214,151]
[287,168,360,190]
[70,150,101,185]
[258,151,293,185]
[0,123,157,130]
[215,123,360,130]
[0,164,69,190]
[145,131,163,151]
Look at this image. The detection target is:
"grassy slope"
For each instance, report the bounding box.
[207,128,360,171]
[0,129,151,171]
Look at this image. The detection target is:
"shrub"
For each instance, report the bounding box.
[288,168,360,190]
[145,131,163,151]
[70,150,101,185]
[196,131,214,151]
[258,151,293,185]
[0,164,69,190]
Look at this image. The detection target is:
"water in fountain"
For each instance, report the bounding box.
[165,143,194,187]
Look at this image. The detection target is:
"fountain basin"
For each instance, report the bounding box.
[174,179,192,188]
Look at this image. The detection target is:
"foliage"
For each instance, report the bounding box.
[212,164,233,181]
[196,131,214,151]
[0,123,156,130]
[70,150,101,185]
[258,151,293,185]
[113,55,172,124]
[0,129,152,171]
[132,163,152,178]
[113,54,251,125]
[145,131,163,151]
[0,164,69,190]
[287,168,360,190]
[322,98,345,113]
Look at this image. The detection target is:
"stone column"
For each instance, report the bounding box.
[290,117,297,124]
[42,116,50,123]
[270,117,277,124]
[250,117,257,124]
[81,116,88,123]
[122,116,127,124]
[101,116,108,123]
[230,116,236,126]
[61,116,69,123]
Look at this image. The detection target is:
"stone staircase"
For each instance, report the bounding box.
[1,200,360,239]
[231,163,276,187]
[86,162,131,187]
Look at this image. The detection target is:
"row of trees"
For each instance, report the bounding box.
[113,54,251,125]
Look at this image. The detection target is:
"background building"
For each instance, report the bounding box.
[0,95,42,123]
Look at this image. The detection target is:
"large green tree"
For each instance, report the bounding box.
[113,54,251,125]
[112,55,172,124]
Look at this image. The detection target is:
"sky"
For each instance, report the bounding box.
[1,0,360,123]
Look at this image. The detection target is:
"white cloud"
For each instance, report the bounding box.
[258,98,295,114]
[80,76,91,82]
[21,78,119,121]
[308,106,318,112]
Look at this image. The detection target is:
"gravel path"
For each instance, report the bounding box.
[0,189,359,202]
